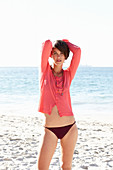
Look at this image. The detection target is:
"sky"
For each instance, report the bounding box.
[0,0,113,67]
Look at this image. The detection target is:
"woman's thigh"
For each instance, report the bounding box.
[38,128,58,170]
[60,123,78,168]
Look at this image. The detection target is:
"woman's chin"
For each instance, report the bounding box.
[56,62,62,65]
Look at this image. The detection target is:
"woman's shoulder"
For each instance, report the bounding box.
[63,68,70,77]
[63,68,69,73]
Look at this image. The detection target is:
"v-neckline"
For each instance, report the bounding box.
[50,66,64,78]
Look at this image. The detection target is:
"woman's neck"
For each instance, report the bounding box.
[52,65,63,77]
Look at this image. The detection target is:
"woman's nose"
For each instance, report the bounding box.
[57,54,61,58]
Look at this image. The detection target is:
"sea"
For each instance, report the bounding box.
[0,67,113,119]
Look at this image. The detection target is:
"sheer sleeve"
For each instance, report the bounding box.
[41,40,52,74]
[63,40,81,81]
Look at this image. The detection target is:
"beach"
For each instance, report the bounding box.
[0,67,113,169]
[0,113,113,170]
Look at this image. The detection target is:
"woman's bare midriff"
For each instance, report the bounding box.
[44,105,75,127]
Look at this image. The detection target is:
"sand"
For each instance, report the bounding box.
[0,113,113,170]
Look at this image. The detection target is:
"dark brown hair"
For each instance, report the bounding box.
[53,40,70,60]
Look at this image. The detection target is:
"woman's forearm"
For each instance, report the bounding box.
[62,39,80,53]
[41,40,52,73]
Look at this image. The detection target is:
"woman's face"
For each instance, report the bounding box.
[52,48,65,66]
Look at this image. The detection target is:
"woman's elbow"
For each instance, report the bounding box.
[77,47,81,59]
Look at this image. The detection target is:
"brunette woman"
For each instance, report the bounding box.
[38,39,81,170]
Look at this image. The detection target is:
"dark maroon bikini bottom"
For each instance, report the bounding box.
[45,121,76,139]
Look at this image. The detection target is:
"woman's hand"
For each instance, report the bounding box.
[62,39,69,42]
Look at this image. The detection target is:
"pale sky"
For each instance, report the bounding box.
[0,0,113,67]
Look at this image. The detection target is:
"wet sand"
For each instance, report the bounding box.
[0,113,113,170]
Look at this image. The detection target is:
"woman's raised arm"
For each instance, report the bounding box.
[63,40,81,81]
[41,40,52,74]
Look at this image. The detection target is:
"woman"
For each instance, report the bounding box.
[38,39,81,170]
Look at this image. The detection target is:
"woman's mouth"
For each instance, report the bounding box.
[57,60,61,62]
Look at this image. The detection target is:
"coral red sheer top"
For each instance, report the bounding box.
[38,40,81,117]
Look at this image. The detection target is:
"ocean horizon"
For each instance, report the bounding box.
[0,66,113,118]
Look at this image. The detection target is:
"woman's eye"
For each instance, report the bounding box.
[53,52,57,55]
